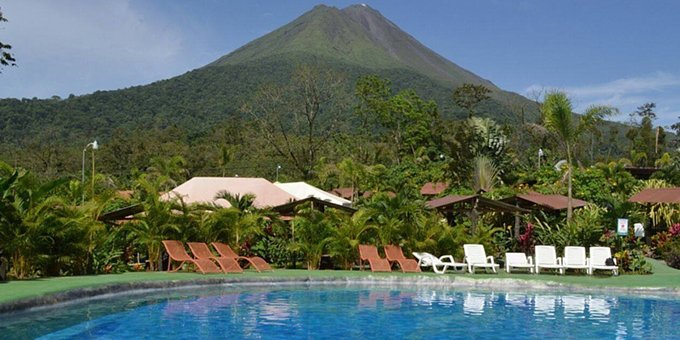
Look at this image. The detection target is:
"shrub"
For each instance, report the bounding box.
[665,248,680,269]
[518,223,534,254]
[533,206,605,250]
[662,238,680,270]
[651,231,673,258]
[615,249,653,274]
[670,223,680,237]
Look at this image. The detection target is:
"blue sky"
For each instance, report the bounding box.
[1,0,679,126]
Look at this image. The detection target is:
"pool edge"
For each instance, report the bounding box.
[2,274,679,314]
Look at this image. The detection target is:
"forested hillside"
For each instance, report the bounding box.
[0,4,655,184]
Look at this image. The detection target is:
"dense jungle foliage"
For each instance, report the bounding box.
[1,68,679,280]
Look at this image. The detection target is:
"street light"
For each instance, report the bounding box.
[275,164,282,182]
[82,140,98,203]
[538,148,544,169]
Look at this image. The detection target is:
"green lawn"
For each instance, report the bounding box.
[1,258,678,306]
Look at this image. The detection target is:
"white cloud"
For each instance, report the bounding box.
[524,73,680,127]
[0,1,190,98]
[568,73,680,97]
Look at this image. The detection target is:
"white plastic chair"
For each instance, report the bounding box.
[588,247,619,276]
[563,246,589,273]
[463,244,499,273]
[412,252,465,274]
[505,252,534,273]
[534,245,564,274]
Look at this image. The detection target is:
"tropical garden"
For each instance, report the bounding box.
[1,70,680,280]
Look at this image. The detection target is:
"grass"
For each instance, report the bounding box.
[1,258,678,306]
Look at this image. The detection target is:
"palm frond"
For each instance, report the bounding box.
[542,91,575,143]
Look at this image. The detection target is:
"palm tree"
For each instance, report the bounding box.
[127,174,181,271]
[0,167,72,278]
[472,155,500,193]
[216,191,256,213]
[213,191,265,246]
[288,203,332,270]
[542,92,615,221]
[363,190,428,247]
[325,209,377,269]
[147,155,189,191]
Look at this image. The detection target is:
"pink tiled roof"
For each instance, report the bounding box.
[163,177,295,208]
[420,182,448,196]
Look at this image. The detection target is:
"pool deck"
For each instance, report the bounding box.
[1,258,678,313]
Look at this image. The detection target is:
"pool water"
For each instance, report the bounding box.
[2,285,679,339]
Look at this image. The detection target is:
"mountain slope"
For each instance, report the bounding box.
[213,4,500,90]
[0,4,539,153]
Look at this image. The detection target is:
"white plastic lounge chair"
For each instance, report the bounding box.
[588,247,618,276]
[534,245,564,274]
[463,244,499,273]
[412,252,466,274]
[563,246,589,273]
[505,252,534,273]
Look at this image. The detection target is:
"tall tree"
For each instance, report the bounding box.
[452,84,491,119]
[626,103,664,167]
[0,8,16,70]
[672,117,680,136]
[243,65,348,180]
[355,75,442,163]
[633,102,656,120]
[542,91,614,221]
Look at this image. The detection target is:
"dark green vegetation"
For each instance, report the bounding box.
[0,4,537,181]
[1,4,679,286]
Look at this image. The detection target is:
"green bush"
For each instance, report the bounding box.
[662,238,680,270]
[533,206,605,250]
[615,249,652,274]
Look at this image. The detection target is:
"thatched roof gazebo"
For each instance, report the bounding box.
[628,188,680,204]
[501,191,589,212]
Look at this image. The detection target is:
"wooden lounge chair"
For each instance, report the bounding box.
[211,242,273,272]
[534,245,564,274]
[162,240,222,274]
[463,244,499,273]
[563,246,589,274]
[505,252,534,273]
[187,242,243,274]
[412,252,465,274]
[358,244,391,272]
[588,246,619,276]
[384,245,421,272]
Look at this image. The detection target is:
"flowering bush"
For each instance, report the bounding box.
[614,249,652,274]
[518,223,534,254]
[601,228,652,274]
[652,223,680,258]
[670,223,680,237]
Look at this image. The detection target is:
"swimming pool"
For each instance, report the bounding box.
[2,284,678,339]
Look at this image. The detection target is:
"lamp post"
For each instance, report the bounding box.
[538,148,544,169]
[275,164,282,182]
[82,140,98,203]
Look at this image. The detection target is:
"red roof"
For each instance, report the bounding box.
[116,190,133,200]
[427,195,530,213]
[329,187,354,200]
[510,191,588,210]
[427,195,476,208]
[628,188,680,204]
[420,182,449,196]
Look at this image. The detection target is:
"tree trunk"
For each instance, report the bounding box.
[566,143,573,222]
